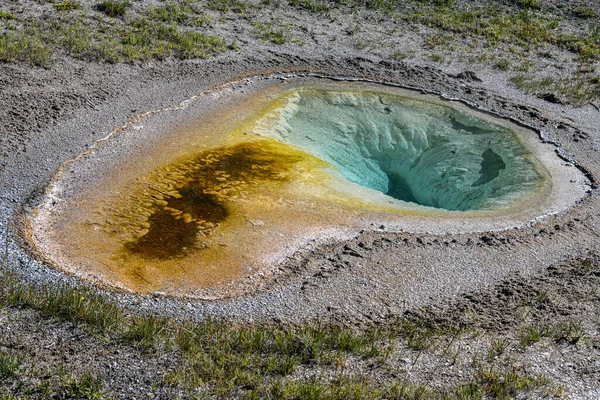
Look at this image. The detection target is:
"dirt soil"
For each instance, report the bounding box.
[1,0,600,398]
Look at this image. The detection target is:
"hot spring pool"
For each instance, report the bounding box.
[29,78,589,296]
[252,89,543,211]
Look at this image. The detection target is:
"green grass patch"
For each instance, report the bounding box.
[494,57,511,70]
[0,272,124,334]
[168,318,427,396]
[487,338,509,361]
[518,324,548,349]
[518,0,542,10]
[339,1,598,64]
[124,314,171,349]
[61,372,106,399]
[454,366,549,399]
[289,0,331,13]
[0,10,15,20]
[551,319,586,345]
[573,5,596,19]
[54,0,81,12]
[430,53,444,63]
[511,73,600,104]
[390,50,412,59]
[0,270,561,398]
[0,29,53,67]
[146,1,211,27]
[253,21,289,44]
[0,11,228,66]
[124,18,227,60]
[96,0,131,18]
[251,376,432,399]
[206,0,249,13]
[0,351,19,381]
[401,3,600,62]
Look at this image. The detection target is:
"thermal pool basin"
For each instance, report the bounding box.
[28,77,590,297]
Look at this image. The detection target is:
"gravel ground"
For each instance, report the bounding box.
[1,0,600,398]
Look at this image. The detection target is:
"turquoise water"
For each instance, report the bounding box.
[257,90,543,211]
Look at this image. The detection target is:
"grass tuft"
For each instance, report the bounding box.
[62,372,106,399]
[124,314,171,349]
[487,338,509,361]
[573,5,596,19]
[494,57,511,71]
[54,0,81,12]
[0,29,53,67]
[552,320,586,345]
[253,21,289,44]
[146,1,211,27]
[0,351,19,380]
[206,0,248,13]
[289,0,331,13]
[0,10,15,20]
[518,324,548,349]
[391,50,411,59]
[511,73,600,105]
[519,0,542,10]
[96,0,131,18]
[0,272,124,334]
[430,53,444,63]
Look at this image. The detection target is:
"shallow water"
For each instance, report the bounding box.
[118,141,326,260]
[252,89,543,211]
